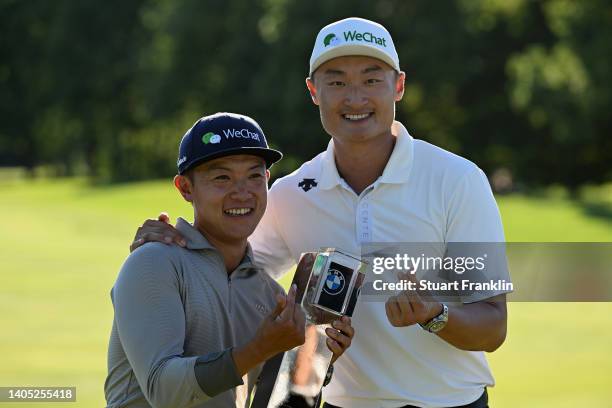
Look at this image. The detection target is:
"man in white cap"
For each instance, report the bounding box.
[132,18,509,408]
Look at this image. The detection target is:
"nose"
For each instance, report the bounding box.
[344,84,368,108]
[230,179,253,201]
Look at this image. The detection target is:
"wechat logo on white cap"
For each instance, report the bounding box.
[323,33,341,47]
[202,132,221,144]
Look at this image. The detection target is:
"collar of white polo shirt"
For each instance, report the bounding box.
[318,121,415,191]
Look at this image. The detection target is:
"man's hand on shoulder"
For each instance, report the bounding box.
[130,212,187,252]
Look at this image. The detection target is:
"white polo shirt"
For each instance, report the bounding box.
[250,121,508,408]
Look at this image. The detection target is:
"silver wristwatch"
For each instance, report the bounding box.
[419,303,448,333]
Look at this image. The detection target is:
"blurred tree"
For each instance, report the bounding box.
[1,0,149,179]
[0,0,57,172]
[111,0,271,181]
[0,0,610,186]
[505,0,612,187]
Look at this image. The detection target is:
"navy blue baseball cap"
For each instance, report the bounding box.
[177,112,283,174]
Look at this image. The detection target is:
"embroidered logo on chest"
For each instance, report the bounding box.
[255,303,268,315]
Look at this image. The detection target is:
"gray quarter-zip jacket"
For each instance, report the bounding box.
[105,217,284,408]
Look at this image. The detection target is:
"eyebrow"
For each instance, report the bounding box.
[248,163,266,171]
[323,65,383,76]
[362,65,383,74]
[323,68,345,76]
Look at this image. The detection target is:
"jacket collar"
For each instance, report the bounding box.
[175,217,255,266]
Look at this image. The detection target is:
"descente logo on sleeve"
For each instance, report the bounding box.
[343,30,387,47]
[222,128,261,142]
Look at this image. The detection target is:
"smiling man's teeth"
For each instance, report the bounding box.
[224,208,252,216]
[344,113,370,121]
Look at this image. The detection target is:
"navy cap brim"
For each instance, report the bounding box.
[179,146,283,174]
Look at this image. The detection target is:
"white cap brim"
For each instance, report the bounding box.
[310,43,400,75]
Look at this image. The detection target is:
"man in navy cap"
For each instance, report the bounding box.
[104,112,354,408]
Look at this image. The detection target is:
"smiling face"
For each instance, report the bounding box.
[174,154,269,247]
[306,55,405,146]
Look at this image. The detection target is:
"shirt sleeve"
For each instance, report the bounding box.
[250,183,297,279]
[444,167,512,302]
[445,167,505,243]
[112,243,243,408]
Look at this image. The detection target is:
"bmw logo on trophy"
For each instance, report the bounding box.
[307,250,365,317]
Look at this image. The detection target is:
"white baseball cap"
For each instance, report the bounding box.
[309,17,400,75]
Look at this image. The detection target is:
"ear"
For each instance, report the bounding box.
[305,77,320,106]
[266,169,271,182]
[394,71,406,102]
[174,174,193,202]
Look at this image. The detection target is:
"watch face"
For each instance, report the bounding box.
[429,320,446,333]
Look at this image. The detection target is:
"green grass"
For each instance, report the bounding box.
[0,178,610,407]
